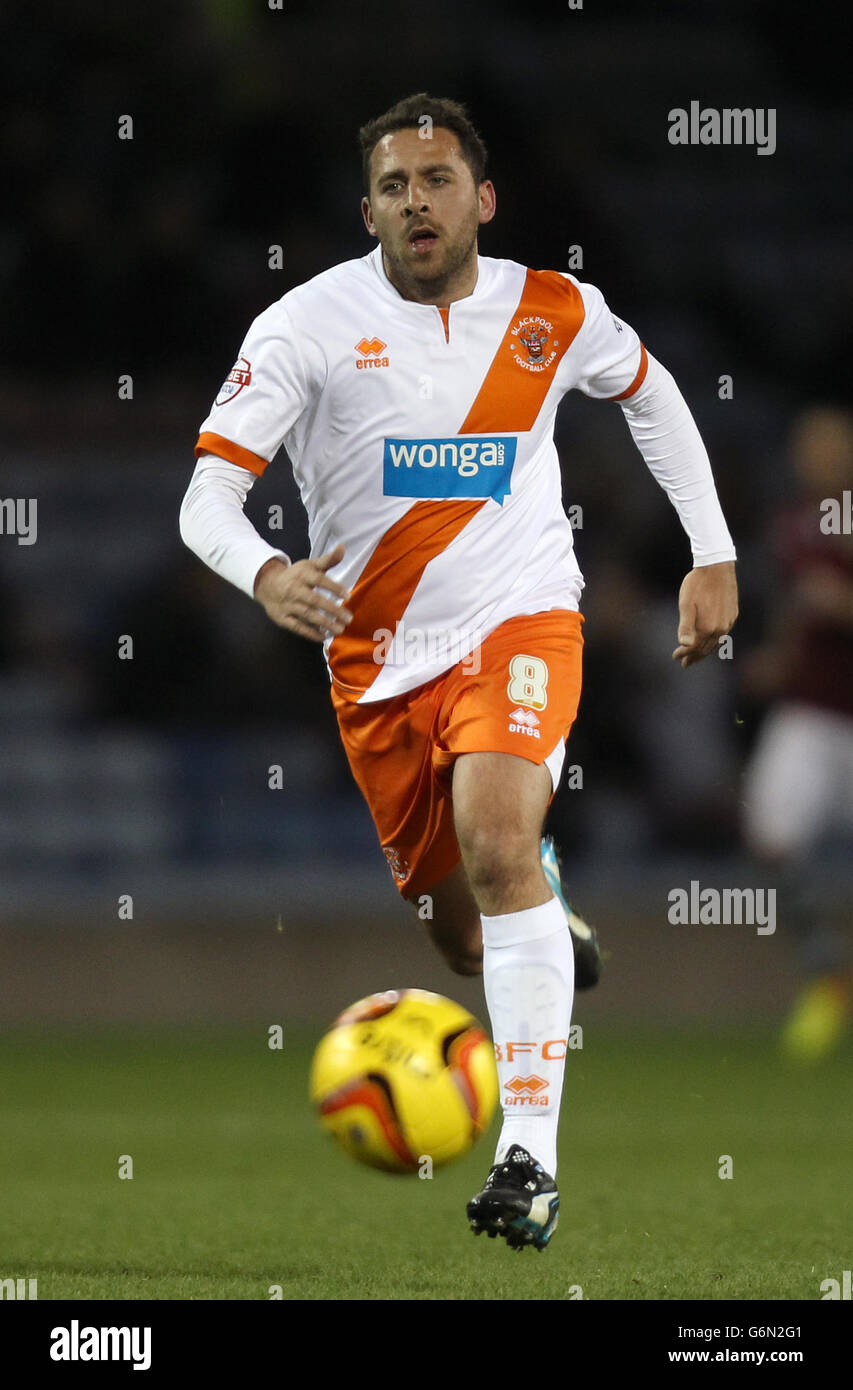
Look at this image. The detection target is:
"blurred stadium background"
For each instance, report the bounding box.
[1,0,849,1027]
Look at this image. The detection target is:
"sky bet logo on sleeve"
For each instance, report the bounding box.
[383,436,517,505]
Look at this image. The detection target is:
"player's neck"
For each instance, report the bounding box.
[381,250,479,309]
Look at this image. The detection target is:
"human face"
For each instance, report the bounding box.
[361,126,495,304]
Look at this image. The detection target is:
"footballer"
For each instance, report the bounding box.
[180,94,738,1251]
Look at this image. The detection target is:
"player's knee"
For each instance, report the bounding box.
[459,827,534,900]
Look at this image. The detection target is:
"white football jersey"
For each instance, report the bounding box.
[195,246,651,702]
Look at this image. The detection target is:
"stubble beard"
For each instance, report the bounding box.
[383,218,480,303]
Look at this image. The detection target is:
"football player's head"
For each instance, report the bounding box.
[360,94,495,300]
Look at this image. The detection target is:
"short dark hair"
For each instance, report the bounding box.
[359,93,488,195]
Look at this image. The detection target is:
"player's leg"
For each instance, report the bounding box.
[413,815,601,987]
[431,611,591,1248]
[414,862,483,976]
[333,611,584,1246]
[452,750,553,913]
[453,749,569,1250]
[453,750,570,1153]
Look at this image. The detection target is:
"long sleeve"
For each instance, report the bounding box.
[179,453,290,598]
[567,276,736,567]
[618,352,736,566]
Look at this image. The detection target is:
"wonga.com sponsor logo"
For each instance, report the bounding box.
[383,436,517,505]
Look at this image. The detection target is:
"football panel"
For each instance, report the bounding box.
[444,1026,499,1134]
[391,1064,475,1166]
[316,1072,418,1173]
[332,990,404,1028]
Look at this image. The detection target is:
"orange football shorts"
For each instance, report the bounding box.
[330,609,583,900]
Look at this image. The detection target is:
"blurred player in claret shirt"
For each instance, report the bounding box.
[743,407,853,1061]
[180,94,738,1249]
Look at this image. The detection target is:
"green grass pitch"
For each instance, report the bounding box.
[0,1025,849,1300]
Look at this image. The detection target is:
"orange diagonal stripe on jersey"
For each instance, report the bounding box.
[459,269,586,434]
[195,431,269,476]
[329,498,485,699]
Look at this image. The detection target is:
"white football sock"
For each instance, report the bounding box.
[481,896,574,1177]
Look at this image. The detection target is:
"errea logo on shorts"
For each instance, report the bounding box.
[383,436,517,504]
[508,707,541,738]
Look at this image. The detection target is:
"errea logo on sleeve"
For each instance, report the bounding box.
[383,436,517,504]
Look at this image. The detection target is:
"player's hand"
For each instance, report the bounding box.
[253,543,353,642]
[672,560,738,668]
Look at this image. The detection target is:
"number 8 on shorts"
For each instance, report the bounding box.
[507,654,549,711]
